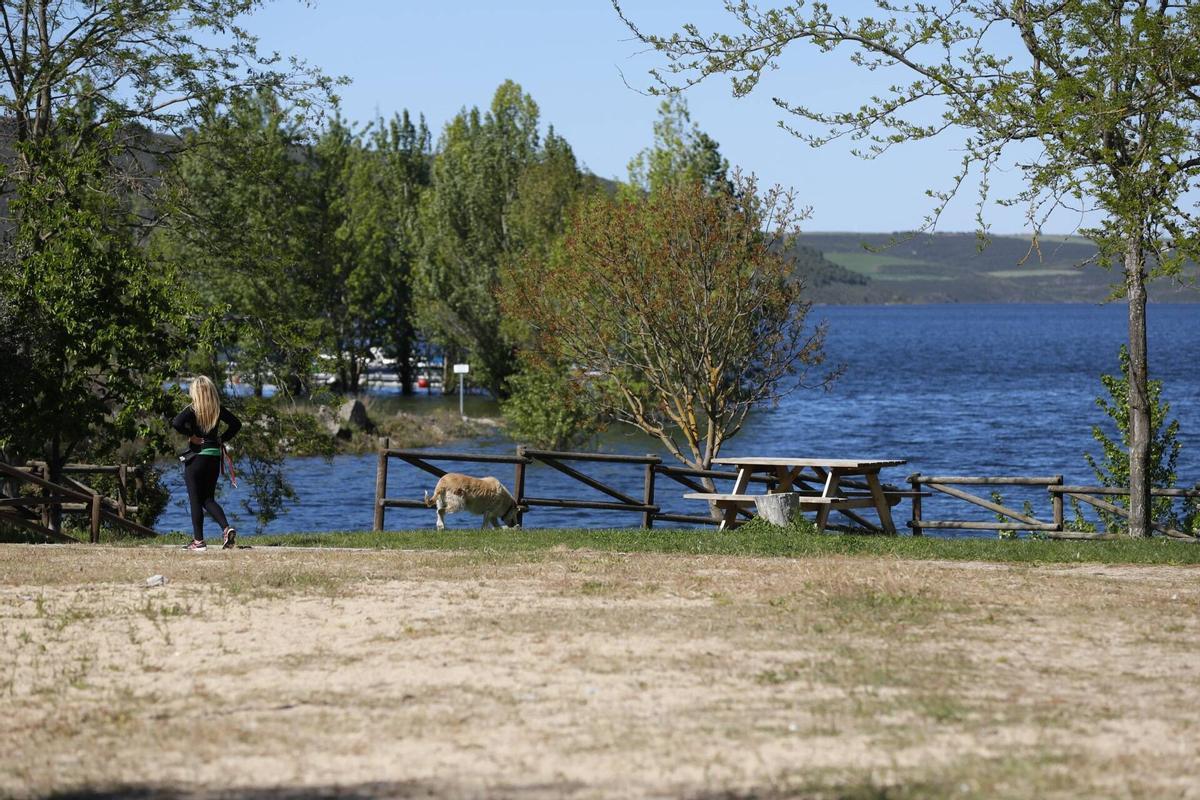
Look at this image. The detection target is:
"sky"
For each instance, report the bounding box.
[239,0,1090,235]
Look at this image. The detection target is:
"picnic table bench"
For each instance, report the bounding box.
[685,456,917,533]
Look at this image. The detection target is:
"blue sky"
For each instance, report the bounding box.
[242,0,1086,235]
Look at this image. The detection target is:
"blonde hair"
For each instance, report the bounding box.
[189,376,221,433]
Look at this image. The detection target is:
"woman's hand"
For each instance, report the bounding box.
[189,435,203,445]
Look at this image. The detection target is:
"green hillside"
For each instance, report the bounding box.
[795,231,1200,304]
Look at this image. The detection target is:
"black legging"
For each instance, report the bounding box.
[184,454,229,540]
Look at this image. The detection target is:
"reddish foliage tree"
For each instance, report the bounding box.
[504,174,835,473]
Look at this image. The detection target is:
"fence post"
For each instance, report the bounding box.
[89,492,102,544]
[642,456,657,529]
[909,473,923,536]
[1051,475,1064,532]
[117,464,128,518]
[373,439,390,532]
[515,445,528,527]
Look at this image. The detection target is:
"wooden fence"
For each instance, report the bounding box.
[0,461,157,542]
[376,454,1198,540]
[908,473,1199,540]
[372,445,779,531]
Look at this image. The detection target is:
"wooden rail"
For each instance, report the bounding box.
[908,473,1198,540]
[1049,485,1199,540]
[372,445,772,530]
[0,461,156,542]
[374,452,1196,539]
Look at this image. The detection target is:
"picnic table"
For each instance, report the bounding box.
[684,456,910,533]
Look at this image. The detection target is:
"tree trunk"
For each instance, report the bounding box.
[48,434,63,534]
[396,331,414,397]
[1125,238,1151,538]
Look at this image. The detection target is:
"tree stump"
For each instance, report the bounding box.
[754,493,801,526]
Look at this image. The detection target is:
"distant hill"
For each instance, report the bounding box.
[786,242,869,289]
[794,231,1200,304]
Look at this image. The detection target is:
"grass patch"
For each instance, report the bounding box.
[162,527,1200,566]
[870,273,956,282]
[986,268,1080,278]
[219,567,347,599]
[822,585,956,625]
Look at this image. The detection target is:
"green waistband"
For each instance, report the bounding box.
[198,447,222,456]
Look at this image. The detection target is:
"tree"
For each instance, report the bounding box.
[1085,346,1184,531]
[625,95,731,196]
[332,112,431,394]
[1,124,190,529]
[416,81,582,398]
[221,396,335,533]
[0,1,333,485]
[152,92,325,396]
[1,0,335,219]
[308,111,369,393]
[497,125,604,443]
[499,363,608,451]
[615,0,1200,536]
[503,174,833,474]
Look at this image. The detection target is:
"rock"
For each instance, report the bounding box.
[145,574,168,588]
[338,399,372,431]
[754,493,802,526]
[315,405,341,436]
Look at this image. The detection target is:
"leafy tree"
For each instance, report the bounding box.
[0,125,190,529]
[1085,346,1186,532]
[416,81,580,398]
[0,291,36,454]
[615,0,1200,536]
[0,0,335,239]
[501,101,727,448]
[331,112,431,394]
[308,112,369,393]
[625,95,731,196]
[506,128,595,268]
[153,92,325,396]
[499,363,608,451]
[0,0,333,473]
[497,127,606,442]
[503,174,833,474]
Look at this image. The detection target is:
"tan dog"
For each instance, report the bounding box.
[423,473,521,530]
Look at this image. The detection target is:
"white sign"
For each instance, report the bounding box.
[453,363,470,374]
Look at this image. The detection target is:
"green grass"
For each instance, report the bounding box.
[986,268,1081,278]
[127,527,1200,566]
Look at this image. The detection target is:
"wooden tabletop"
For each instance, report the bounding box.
[712,457,907,470]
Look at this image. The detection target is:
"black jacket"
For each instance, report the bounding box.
[171,405,242,454]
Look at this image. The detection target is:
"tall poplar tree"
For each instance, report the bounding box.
[416,81,573,398]
[625,96,731,196]
[332,112,431,394]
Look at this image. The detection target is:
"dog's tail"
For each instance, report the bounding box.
[423,487,440,508]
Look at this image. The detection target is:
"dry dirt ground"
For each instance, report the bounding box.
[1,543,1198,800]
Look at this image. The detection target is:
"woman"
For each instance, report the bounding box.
[172,376,242,551]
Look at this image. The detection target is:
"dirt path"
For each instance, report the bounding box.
[1,544,1198,799]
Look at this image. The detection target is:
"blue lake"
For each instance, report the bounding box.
[159,304,1200,537]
